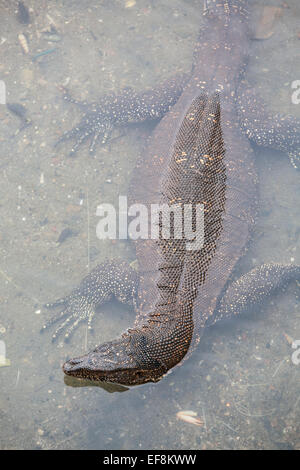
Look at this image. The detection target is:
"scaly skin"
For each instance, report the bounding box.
[43,0,300,386]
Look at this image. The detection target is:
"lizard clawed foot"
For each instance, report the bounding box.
[54,112,114,156]
[55,86,115,155]
[41,294,96,342]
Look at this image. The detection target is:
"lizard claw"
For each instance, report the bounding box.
[288,150,300,171]
[55,86,115,155]
[55,111,114,156]
[41,294,95,342]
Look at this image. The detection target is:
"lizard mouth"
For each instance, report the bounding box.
[62,338,167,386]
[63,357,164,386]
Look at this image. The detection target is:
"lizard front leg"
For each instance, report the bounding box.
[56,72,190,156]
[41,260,139,342]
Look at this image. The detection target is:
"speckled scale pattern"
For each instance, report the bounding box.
[44,0,300,385]
[212,264,300,324]
[203,0,249,18]
[56,73,189,155]
[237,86,300,169]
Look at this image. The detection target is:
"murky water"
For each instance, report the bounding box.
[0,0,299,450]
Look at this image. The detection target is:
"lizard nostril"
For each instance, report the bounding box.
[63,357,84,372]
[70,358,83,365]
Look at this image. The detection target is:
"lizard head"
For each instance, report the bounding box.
[62,333,168,386]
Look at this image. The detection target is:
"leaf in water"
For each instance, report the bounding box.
[176,410,204,426]
[254,6,283,40]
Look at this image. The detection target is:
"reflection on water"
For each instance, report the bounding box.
[64,375,129,394]
[0,0,299,450]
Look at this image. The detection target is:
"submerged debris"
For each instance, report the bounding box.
[176,410,204,426]
[283,332,294,346]
[17,1,30,25]
[254,6,283,40]
[32,48,57,62]
[46,14,59,30]
[40,24,61,42]
[6,102,32,128]
[125,0,136,8]
[56,228,75,244]
[7,102,27,119]
[18,33,29,54]
[41,32,61,43]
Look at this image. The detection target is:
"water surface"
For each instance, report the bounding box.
[0,0,299,450]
